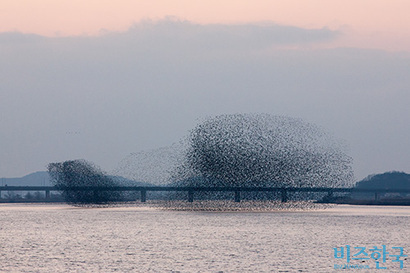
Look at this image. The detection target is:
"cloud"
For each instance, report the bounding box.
[0,19,409,180]
[123,18,339,51]
[1,17,339,48]
[0,32,45,44]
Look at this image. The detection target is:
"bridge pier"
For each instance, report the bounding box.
[188,190,194,202]
[141,189,147,202]
[45,190,50,199]
[234,190,241,202]
[281,189,288,202]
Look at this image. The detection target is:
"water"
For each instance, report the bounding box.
[0,203,409,272]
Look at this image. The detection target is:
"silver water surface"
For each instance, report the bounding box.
[1,204,409,272]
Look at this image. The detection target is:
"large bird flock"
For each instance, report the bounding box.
[50,113,355,205]
[119,113,354,189]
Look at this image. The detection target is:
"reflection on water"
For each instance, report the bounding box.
[320,204,410,216]
[0,203,408,272]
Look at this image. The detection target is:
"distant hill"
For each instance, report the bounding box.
[356,171,410,190]
[1,171,150,187]
[1,172,52,186]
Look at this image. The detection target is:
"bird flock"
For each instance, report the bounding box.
[50,113,355,205]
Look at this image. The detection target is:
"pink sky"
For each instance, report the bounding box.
[2,0,410,51]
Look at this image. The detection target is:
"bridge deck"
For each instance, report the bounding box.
[1,186,409,202]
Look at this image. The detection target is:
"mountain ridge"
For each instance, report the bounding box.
[355,171,410,190]
[1,171,148,187]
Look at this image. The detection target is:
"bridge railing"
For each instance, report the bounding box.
[1,186,409,202]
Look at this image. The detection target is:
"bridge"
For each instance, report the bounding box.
[1,186,409,202]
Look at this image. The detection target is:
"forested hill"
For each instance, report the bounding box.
[356,171,410,190]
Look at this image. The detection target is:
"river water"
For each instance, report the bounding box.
[0,203,409,272]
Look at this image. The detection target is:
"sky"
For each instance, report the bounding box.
[1,1,409,180]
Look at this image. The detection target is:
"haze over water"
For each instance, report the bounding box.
[0,204,408,272]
